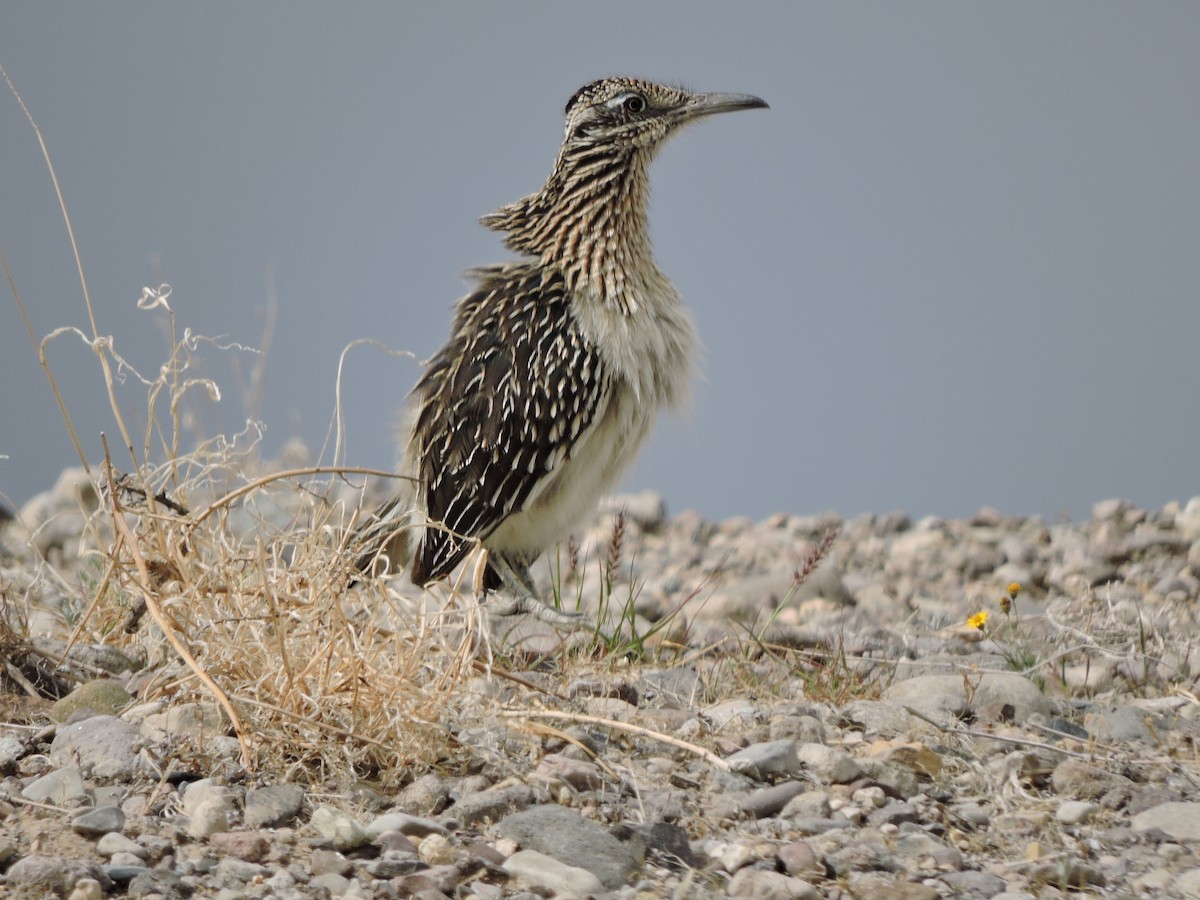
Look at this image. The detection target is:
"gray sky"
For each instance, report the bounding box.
[2,3,1198,522]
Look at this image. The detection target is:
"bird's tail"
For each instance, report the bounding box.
[349,485,422,583]
[351,405,426,583]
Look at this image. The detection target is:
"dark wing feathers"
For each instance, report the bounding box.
[409,264,606,585]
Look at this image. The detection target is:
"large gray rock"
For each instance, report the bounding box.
[726,739,803,781]
[244,783,306,828]
[22,766,87,804]
[71,805,126,836]
[495,803,637,889]
[6,855,112,896]
[451,783,535,827]
[1132,802,1200,841]
[883,672,1052,722]
[50,715,142,778]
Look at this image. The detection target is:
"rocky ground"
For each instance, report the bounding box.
[1,471,1199,899]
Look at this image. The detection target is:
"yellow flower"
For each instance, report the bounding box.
[1007,582,1021,599]
[967,611,989,630]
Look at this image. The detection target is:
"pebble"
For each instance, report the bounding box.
[6,855,112,896]
[244,782,306,828]
[796,743,863,783]
[101,864,148,885]
[782,790,832,819]
[727,868,820,899]
[22,765,87,804]
[96,832,147,858]
[1132,801,1200,841]
[310,803,372,850]
[210,830,270,861]
[393,771,451,814]
[712,780,809,820]
[0,735,24,773]
[366,809,447,838]
[450,783,535,827]
[3,480,1199,898]
[70,805,126,835]
[307,871,349,895]
[501,849,605,896]
[50,679,133,723]
[494,803,637,889]
[726,738,803,780]
[882,672,1052,721]
[1056,799,1098,826]
[66,878,104,900]
[187,796,230,838]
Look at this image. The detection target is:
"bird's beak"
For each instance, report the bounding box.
[676,92,769,122]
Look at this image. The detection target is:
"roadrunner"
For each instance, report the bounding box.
[357,77,767,623]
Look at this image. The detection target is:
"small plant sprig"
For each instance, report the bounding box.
[544,510,698,663]
[742,526,841,650]
[793,527,840,590]
[967,582,1041,680]
[588,510,666,659]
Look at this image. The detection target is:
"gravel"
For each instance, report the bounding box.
[2,478,1199,897]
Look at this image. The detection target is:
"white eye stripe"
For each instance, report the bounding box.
[606,92,646,113]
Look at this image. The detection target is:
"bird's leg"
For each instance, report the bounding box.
[482,552,585,627]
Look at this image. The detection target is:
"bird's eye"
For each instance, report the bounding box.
[623,94,646,113]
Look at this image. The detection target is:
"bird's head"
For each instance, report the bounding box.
[482,77,766,258]
[561,77,768,154]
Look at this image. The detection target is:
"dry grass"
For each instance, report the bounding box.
[11,284,490,786]
[1,66,490,788]
[94,454,482,787]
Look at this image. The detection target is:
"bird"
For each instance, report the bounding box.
[355,77,767,624]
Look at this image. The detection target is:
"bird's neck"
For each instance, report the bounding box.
[483,145,664,314]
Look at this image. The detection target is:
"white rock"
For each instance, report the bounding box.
[702,699,759,730]
[310,804,372,851]
[1056,800,1097,827]
[367,811,445,839]
[188,797,230,838]
[796,743,863,784]
[1177,497,1200,542]
[66,878,104,900]
[0,736,25,771]
[96,832,148,859]
[418,832,455,865]
[501,849,604,896]
[181,778,235,815]
[165,702,223,741]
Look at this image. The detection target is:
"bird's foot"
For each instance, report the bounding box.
[487,593,587,627]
